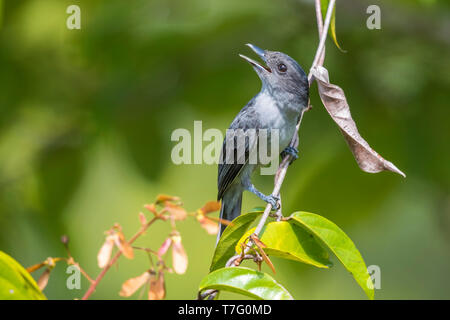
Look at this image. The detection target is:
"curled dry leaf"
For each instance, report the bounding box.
[171,233,188,274]
[97,235,115,268]
[119,271,151,297]
[165,202,187,220]
[312,66,405,177]
[115,232,134,259]
[148,271,166,300]
[197,215,219,235]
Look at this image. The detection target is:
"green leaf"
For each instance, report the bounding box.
[210,210,262,272]
[289,212,374,299]
[0,251,46,300]
[236,222,333,269]
[321,0,346,52]
[199,266,293,300]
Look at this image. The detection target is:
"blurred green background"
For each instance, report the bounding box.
[0,0,449,299]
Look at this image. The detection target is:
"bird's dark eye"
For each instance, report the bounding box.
[277,63,287,73]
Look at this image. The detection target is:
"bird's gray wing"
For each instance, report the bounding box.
[217,99,259,200]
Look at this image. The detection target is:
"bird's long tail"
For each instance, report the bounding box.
[216,187,242,244]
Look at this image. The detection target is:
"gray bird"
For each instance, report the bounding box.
[217,44,309,241]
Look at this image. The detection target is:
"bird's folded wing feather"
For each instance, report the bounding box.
[217,99,260,200]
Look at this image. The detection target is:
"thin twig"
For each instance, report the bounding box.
[81,217,159,300]
[310,0,335,77]
[315,0,326,65]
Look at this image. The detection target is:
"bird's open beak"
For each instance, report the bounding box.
[239,44,271,73]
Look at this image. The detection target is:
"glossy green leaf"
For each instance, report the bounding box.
[236,222,332,269]
[321,0,346,52]
[210,210,262,272]
[199,266,293,300]
[290,212,374,299]
[0,251,46,300]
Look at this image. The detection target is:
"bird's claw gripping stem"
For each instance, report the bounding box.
[281,146,299,164]
[263,194,280,210]
[246,185,280,210]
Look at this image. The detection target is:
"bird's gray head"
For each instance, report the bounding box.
[239,44,309,108]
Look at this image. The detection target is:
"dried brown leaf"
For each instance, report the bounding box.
[148,271,166,300]
[312,66,405,178]
[115,232,134,259]
[171,233,188,274]
[119,271,151,297]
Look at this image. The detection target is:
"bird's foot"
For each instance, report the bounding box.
[281,146,299,165]
[261,194,280,210]
[246,184,280,210]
